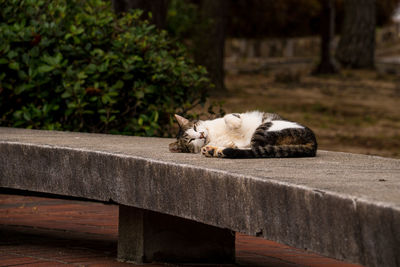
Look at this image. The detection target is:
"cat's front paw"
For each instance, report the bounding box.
[224,114,242,129]
[201,145,225,158]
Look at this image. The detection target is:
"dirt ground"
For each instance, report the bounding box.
[208,67,400,159]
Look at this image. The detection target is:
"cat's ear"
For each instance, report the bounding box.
[174,114,189,128]
[169,141,182,153]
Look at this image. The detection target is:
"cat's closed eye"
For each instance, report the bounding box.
[193,125,197,131]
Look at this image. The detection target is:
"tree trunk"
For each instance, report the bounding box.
[112,0,169,29]
[313,0,339,74]
[335,0,376,69]
[193,0,229,92]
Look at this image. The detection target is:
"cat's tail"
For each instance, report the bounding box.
[222,144,317,158]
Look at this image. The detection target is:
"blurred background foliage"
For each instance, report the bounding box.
[0,0,210,136]
[167,0,399,39]
[0,0,399,139]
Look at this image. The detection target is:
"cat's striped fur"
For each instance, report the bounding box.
[169,111,317,158]
[215,123,317,158]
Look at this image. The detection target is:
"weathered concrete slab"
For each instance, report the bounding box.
[0,127,399,266]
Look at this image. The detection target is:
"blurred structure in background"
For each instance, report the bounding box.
[313,0,339,74]
[335,0,376,69]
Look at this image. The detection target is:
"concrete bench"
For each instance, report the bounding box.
[0,127,399,267]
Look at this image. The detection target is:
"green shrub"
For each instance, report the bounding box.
[167,0,200,39]
[0,0,211,136]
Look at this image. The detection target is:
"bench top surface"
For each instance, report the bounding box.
[1,127,399,207]
[2,127,400,267]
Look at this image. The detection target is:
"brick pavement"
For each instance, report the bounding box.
[0,194,364,267]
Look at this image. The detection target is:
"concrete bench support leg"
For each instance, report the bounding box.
[117,205,235,264]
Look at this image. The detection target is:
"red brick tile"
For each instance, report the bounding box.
[22,263,72,267]
[306,264,363,267]
[0,257,42,266]
[0,194,365,267]
[237,255,302,267]
[88,262,160,267]
[62,256,110,264]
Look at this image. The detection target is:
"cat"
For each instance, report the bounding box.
[169,111,317,158]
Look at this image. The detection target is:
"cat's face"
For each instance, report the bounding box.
[169,114,208,153]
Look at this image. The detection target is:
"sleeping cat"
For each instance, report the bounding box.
[169,111,317,158]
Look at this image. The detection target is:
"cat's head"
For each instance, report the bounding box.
[169,114,208,153]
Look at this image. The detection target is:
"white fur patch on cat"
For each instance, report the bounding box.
[267,120,304,131]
